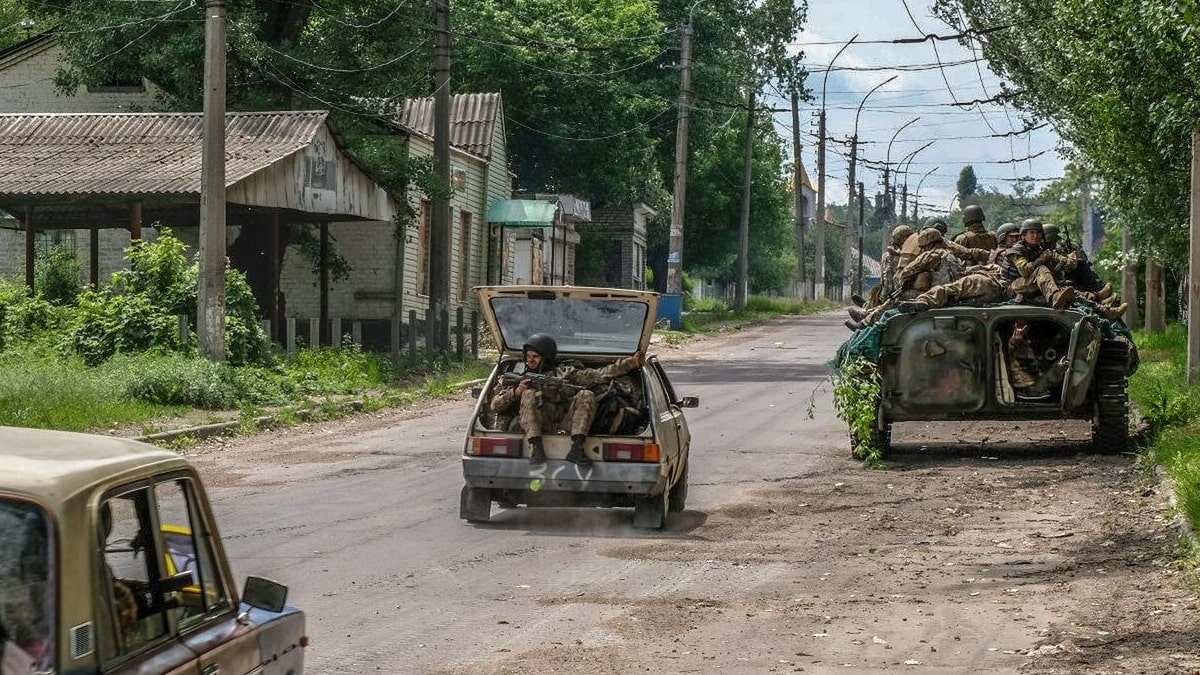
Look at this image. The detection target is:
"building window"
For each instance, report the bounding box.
[418,200,431,296]
[458,211,472,302]
[36,229,76,256]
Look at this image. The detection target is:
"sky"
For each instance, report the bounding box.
[767,0,1068,218]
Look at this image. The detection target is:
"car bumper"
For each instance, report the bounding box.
[462,456,666,496]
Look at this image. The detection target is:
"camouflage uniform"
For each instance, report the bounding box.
[953,224,998,252]
[1007,330,1067,396]
[910,264,1011,309]
[1001,241,1073,306]
[491,356,643,441]
[859,231,963,326]
[873,225,914,306]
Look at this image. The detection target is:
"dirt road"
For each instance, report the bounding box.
[181,312,1199,674]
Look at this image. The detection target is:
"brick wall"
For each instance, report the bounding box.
[0,42,160,113]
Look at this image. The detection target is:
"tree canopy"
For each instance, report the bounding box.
[935,0,1200,267]
[5,0,810,293]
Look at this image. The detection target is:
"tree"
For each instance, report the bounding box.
[934,0,1200,267]
[956,165,978,205]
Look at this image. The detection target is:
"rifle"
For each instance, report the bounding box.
[501,371,584,396]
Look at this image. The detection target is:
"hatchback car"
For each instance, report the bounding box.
[460,286,698,529]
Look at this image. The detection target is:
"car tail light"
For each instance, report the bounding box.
[473,437,522,458]
[602,442,660,463]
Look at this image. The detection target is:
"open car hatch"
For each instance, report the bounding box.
[475,286,660,357]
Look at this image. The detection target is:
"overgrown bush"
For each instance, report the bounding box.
[35,246,82,305]
[69,229,268,366]
[114,354,242,409]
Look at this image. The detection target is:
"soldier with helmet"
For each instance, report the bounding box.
[489,333,646,465]
[847,227,963,330]
[868,224,914,308]
[896,216,986,279]
[988,223,1020,264]
[1001,219,1075,309]
[954,204,998,252]
[1043,223,1109,295]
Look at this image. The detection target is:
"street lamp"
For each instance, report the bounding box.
[897,140,936,223]
[814,34,857,300]
[913,166,939,224]
[849,75,896,298]
[883,116,921,225]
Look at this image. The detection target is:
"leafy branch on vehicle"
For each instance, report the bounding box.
[832,356,885,466]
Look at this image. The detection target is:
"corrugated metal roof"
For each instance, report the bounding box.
[389,92,501,160]
[0,111,327,197]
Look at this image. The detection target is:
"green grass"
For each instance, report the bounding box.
[1128,325,1200,539]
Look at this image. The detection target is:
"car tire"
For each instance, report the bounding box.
[1092,340,1130,454]
[668,463,688,513]
[633,490,667,529]
[459,485,492,523]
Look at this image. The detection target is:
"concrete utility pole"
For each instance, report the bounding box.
[198,0,228,361]
[1146,258,1165,333]
[815,35,857,300]
[666,13,695,297]
[791,91,807,301]
[734,91,755,311]
[856,180,865,296]
[429,0,452,351]
[1081,171,1094,255]
[1188,131,1200,383]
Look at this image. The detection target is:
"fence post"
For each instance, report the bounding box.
[456,307,464,361]
[331,318,342,349]
[471,309,478,359]
[408,309,418,369]
[425,308,435,367]
[352,320,362,347]
[391,314,402,367]
[308,318,320,348]
[286,317,297,359]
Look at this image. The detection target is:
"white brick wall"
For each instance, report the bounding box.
[0,227,155,286]
[0,42,160,113]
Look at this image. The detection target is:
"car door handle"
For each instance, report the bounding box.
[201,664,220,675]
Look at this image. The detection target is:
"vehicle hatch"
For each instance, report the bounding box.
[1060,316,1101,411]
[881,314,987,415]
[476,286,660,358]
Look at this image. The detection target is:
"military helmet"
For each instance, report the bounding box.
[962,204,985,225]
[1042,223,1060,242]
[522,333,558,365]
[923,216,948,234]
[995,222,1019,239]
[891,224,914,246]
[1019,218,1044,234]
[916,227,943,247]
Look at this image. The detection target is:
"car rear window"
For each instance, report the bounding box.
[489,295,648,354]
[0,497,54,673]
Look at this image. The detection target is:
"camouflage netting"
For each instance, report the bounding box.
[831,300,1138,376]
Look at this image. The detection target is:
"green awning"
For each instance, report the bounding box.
[487,199,556,227]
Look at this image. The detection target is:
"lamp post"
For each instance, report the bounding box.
[846,75,896,299]
[814,34,857,300]
[897,140,936,223]
[883,116,920,227]
[913,165,938,223]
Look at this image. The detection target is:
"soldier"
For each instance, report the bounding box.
[1043,223,1108,294]
[490,333,645,465]
[896,262,1011,313]
[847,227,962,330]
[1002,219,1075,309]
[954,204,998,252]
[1007,319,1069,401]
[988,223,1020,264]
[897,216,986,277]
[870,224,914,307]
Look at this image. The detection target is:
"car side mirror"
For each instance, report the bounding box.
[471,387,482,399]
[242,576,288,613]
[678,396,699,408]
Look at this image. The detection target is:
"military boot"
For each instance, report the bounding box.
[847,306,868,322]
[1050,287,1075,310]
[1095,283,1113,301]
[528,437,546,465]
[565,434,592,466]
[897,300,930,314]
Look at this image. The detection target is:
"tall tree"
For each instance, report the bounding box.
[956,165,978,205]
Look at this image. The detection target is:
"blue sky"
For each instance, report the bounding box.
[768,0,1067,217]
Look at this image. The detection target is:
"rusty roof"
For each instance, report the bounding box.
[0,111,329,197]
[387,92,501,160]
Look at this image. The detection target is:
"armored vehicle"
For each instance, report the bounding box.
[838,304,1137,456]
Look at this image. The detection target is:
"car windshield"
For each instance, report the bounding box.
[489,295,648,354]
[0,498,54,673]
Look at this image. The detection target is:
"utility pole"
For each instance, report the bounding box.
[845,135,858,299]
[1188,131,1200,383]
[666,15,694,298]
[198,0,227,361]
[791,91,807,301]
[856,181,865,296]
[735,91,755,312]
[429,0,452,351]
[815,35,858,301]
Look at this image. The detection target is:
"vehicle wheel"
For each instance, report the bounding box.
[668,463,689,513]
[459,485,492,523]
[633,490,668,529]
[1092,340,1130,454]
